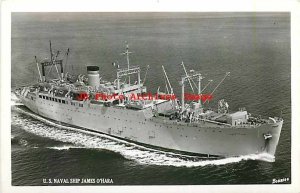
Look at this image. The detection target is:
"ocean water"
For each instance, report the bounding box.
[11,12,291,185]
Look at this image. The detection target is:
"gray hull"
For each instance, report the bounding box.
[20,94,283,157]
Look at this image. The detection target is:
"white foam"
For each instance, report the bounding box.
[12,107,275,167]
[11,92,19,101]
[47,145,82,150]
[12,103,24,106]
[11,92,23,106]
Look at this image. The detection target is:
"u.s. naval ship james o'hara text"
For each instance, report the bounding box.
[15,41,283,159]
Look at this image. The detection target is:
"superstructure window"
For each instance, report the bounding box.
[46,96,49,100]
[58,99,61,103]
[62,100,65,104]
[42,96,45,99]
[39,95,42,98]
[55,98,58,102]
[79,104,83,107]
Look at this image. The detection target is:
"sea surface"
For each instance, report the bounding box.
[11,12,291,185]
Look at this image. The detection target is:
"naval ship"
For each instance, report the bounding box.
[15,41,283,158]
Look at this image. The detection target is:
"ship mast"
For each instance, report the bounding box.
[40,41,64,82]
[50,40,53,64]
[162,65,178,108]
[49,40,63,80]
[162,65,174,95]
[121,42,132,85]
[34,56,42,82]
[181,62,195,93]
[198,73,201,105]
[48,41,59,80]
[180,70,203,112]
[64,48,70,78]
[143,65,150,84]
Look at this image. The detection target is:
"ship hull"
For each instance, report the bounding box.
[19,94,283,158]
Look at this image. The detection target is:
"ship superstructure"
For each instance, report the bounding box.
[15,42,283,158]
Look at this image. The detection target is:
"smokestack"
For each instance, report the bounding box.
[87,66,100,89]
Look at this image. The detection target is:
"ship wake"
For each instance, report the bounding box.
[11,92,24,106]
[11,105,275,167]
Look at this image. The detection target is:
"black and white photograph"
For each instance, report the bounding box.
[10,12,291,185]
[1,1,300,193]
